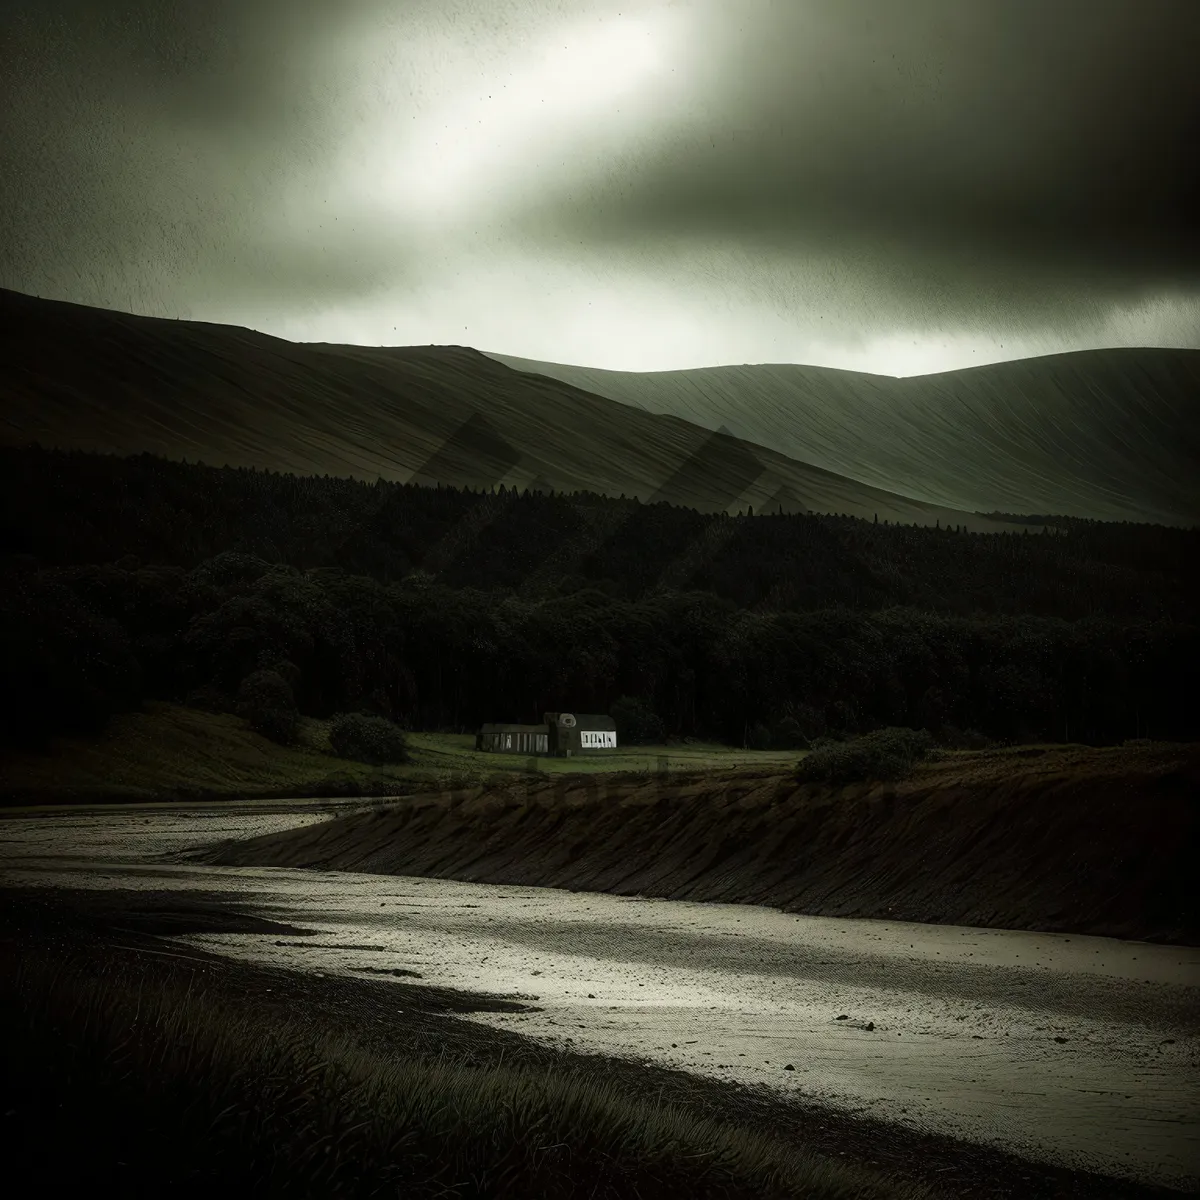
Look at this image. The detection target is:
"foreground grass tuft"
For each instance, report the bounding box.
[1,947,929,1199]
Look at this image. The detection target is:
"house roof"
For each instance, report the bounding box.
[479,715,616,733]
[573,714,617,731]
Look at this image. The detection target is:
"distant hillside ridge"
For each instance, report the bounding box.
[484,349,1200,528]
[0,288,1016,532]
[4,445,1195,621]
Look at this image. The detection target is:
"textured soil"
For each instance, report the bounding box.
[0,887,1185,1200]
[198,742,1200,945]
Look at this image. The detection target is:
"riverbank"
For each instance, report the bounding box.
[196,740,1200,944]
[1,886,1184,1200]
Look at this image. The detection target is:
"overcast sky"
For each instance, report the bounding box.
[2,0,1197,374]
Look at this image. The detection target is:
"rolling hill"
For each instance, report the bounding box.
[1,288,1024,532]
[484,349,1200,527]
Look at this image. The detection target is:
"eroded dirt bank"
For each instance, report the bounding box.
[199,743,1200,944]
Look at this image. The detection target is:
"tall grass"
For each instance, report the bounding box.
[1,947,930,1199]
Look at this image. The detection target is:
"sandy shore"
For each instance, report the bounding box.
[1,885,1190,1200]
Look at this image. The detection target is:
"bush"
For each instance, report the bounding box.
[328,712,409,765]
[610,694,665,745]
[264,658,302,695]
[236,669,299,745]
[796,726,934,785]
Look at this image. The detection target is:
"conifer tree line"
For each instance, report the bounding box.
[0,445,1194,750]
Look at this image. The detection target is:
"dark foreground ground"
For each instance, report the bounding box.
[0,886,1186,1200]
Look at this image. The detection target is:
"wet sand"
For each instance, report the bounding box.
[2,888,1172,1200]
[3,865,1197,1188]
[2,777,1198,1194]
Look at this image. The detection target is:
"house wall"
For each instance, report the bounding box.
[580,729,617,749]
[477,726,549,754]
[477,714,616,755]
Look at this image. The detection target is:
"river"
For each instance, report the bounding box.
[2,799,1197,1192]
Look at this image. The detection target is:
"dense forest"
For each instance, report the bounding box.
[1,445,1196,751]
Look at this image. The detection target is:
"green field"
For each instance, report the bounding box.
[409,729,801,775]
[0,702,802,806]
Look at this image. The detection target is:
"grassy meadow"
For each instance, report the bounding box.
[0,700,801,806]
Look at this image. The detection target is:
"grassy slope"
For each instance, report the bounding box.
[1,926,932,1200]
[485,349,1200,526]
[201,741,1200,945]
[0,287,1019,530]
[0,701,799,805]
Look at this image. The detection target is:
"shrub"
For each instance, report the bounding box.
[796,726,934,785]
[236,669,299,745]
[264,658,302,695]
[328,712,409,765]
[610,694,665,745]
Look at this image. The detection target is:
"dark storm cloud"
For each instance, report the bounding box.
[1,0,1196,351]
[0,0,407,313]
[525,0,1200,319]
